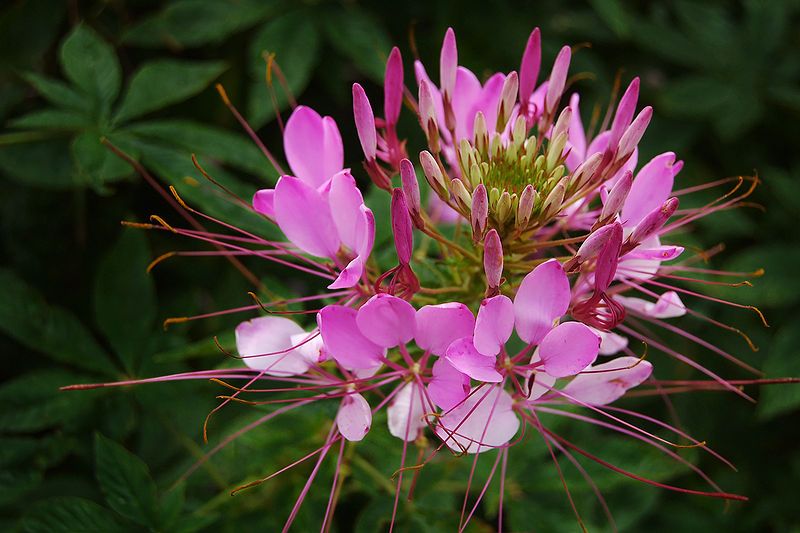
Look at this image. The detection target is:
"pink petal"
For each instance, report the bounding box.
[328,170,366,251]
[388,382,427,441]
[440,27,458,98]
[564,93,587,170]
[283,106,343,187]
[468,72,505,136]
[608,77,640,148]
[514,259,570,344]
[435,386,519,454]
[539,322,600,377]
[352,83,377,161]
[317,305,385,370]
[452,67,483,141]
[391,188,413,264]
[617,106,652,160]
[428,358,470,411]
[545,46,571,115]
[274,176,340,258]
[527,370,557,401]
[252,189,275,218]
[235,317,313,376]
[356,293,416,348]
[628,196,679,245]
[413,61,445,132]
[616,291,686,319]
[474,295,514,356]
[622,152,681,227]
[290,332,326,364]
[563,356,653,405]
[415,303,475,355]
[519,28,541,108]
[327,255,364,289]
[445,337,502,383]
[588,327,629,356]
[336,392,372,441]
[384,47,403,126]
[399,159,421,219]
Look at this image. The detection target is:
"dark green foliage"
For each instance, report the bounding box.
[1,0,798,531]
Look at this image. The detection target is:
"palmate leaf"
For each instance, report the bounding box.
[94,434,159,528]
[114,60,227,123]
[93,229,157,374]
[0,268,116,375]
[58,24,121,105]
[19,72,90,112]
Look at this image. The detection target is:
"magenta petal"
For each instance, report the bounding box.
[428,358,470,411]
[452,67,483,140]
[608,77,640,147]
[622,152,680,227]
[235,317,312,376]
[274,176,340,258]
[563,356,653,406]
[445,337,502,383]
[415,303,475,355]
[474,295,514,356]
[514,259,570,344]
[435,386,519,454]
[283,106,343,187]
[252,189,275,218]
[356,294,416,348]
[328,170,365,251]
[519,27,541,108]
[384,47,404,125]
[539,322,600,378]
[388,382,426,441]
[317,305,386,370]
[336,393,372,441]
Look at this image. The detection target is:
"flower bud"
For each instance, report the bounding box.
[519,27,541,111]
[384,47,404,126]
[591,222,623,292]
[627,197,679,249]
[352,83,377,161]
[496,190,513,223]
[551,106,572,141]
[399,159,423,228]
[440,27,457,100]
[598,170,633,224]
[565,221,623,272]
[569,152,603,191]
[471,183,489,241]
[473,111,489,154]
[419,150,448,197]
[483,229,504,291]
[542,181,565,219]
[496,71,519,131]
[545,46,571,117]
[616,106,652,161]
[516,184,536,228]
[419,79,440,151]
[545,132,568,172]
[450,178,472,213]
[391,189,414,265]
[608,77,639,148]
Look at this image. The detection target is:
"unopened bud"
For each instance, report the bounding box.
[616,106,652,161]
[593,221,623,292]
[542,182,566,219]
[627,197,679,249]
[419,80,440,152]
[473,112,489,154]
[564,221,623,272]
[450,179,472,213]
[496,71,519,131]
[483,229,504,291]
[440,28,457,101]
[519,27,542,111]
[516,184,536,228]
[391,189,414,265]
[569,152,603,191]
[598,170,633,224]
[608,77,640,148]
[545,46,571,117]
[384,47,404,127]
[551,106,572,141]
[496,190,513,223]
[352,83,377,161]
[419,150,448,197]
[471,183,489,241]
[546,132,568,172]
[399,159,423,228]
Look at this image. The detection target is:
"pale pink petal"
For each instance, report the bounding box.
[435,386,519,454]
[415,302,475,355]
[588,327,629,356]
[388,382,427,441]
[445,337,502,383]
[474,295,514,356]
[252,189,275,218]
[622,152,681,227]
[452,67,483,141]
[317,305,385,370]
[328,170,365,251]
[336,393,372,441]
[514,259,570,344]
[283,106,343,187]
[290,332,326,364]
[527,369,557,401]
[274,176,340,258]
[413,60,446,133]
[469,73,505,134]
[539,322,600,377]
[355,205,375,258]
[545,46,571,114]
[616,291,686,319]
[428,358,470,411]
[608,77,640,148]
[235,317,311,376]
[327,256,364,289]
[564,93,587,170]
[563,356,653,405]
[356,293,416,348]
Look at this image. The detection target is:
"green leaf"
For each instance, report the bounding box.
[59,24,121,104]
[20,497,124,532]
[0,268,116,375]
[248,11,319,128]
[660,75,738,118]
[114,60,226,123]
[94,433,159,527]
[94,229,157,374]
[0,139,76,189]
[124,0,277,48]
[0,371,97,432]
[124,119,274,178]
[758,324,800,420]
[71,131,134,188]
[589,0,631,38]
[321,7,391,81]
[0,468,42,506]
[21,72,91,111]
[8,108,92,130]
[720,244,800,309]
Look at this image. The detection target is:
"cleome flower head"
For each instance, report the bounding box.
[66,24,786,532]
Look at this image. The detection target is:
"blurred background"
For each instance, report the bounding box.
[1,0,798,531]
